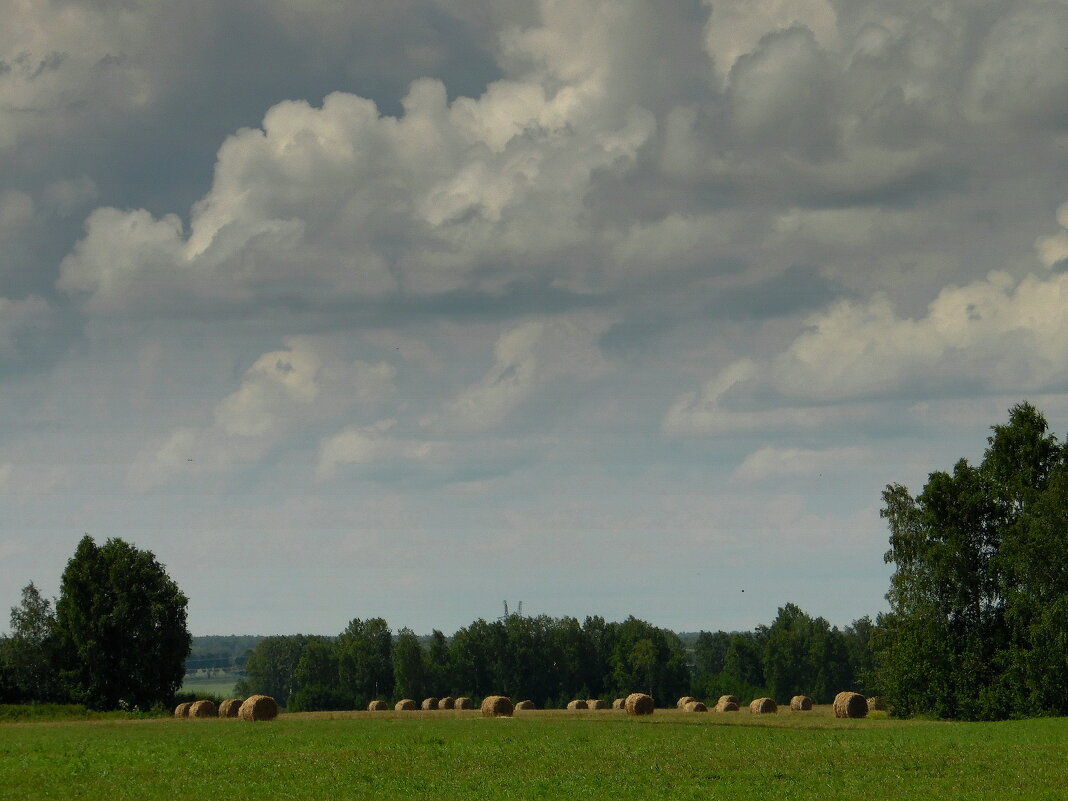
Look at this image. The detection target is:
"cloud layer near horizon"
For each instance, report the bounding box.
[4,0,1068,635]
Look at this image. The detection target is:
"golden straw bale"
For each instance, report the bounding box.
[174,702,192,718]
[218,699,242,718]
[480,695,513,717]
[684,700,708,712]
[612,698,625,709]
[749,697,777,714]
[867,696,886,712]
[714,698,739,712]
[439,696,455,710]
[790,695,813,711]
[566,699,588,710]
[625,693,654,715]
[834,691,868,718]
[677,696,696,709]
[395,699,417,711]
[421,697,439,711]
[588,699,608,709]
[514,700,534,710]
[238,695,278,722]
[455,697,474,710]
[367,700,388,711]
[189,700,217,718]
[721,695,740,705]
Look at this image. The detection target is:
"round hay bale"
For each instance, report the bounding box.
[189,699,217,718]
[480,695,513,717]
[790,695,813,711]
[713,698,739,712]
[367,700,388,711]
[749,697,777,714]
[677,695,696,709]
[395,699,417,711]
[867,696,886,712]
[421,697,439,711]
[588,699,608,709]
[566,699,588,711]
[612,698,625,709]
[625,693,654,715]
[719,695,740,706]
[684,700,708,712]
[439,696,455,710]
[455,696,474,710]
[514,700,534,710]
[174,702,192,718]
[834,691,868,719]
[238,695,278,722]
[218,699,242,718]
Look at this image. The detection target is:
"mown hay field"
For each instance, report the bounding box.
[1,706,1065,800]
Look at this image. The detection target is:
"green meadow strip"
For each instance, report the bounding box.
[0,710,1065,801]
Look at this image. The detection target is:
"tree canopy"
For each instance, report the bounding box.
[877,403,1068,719]
[53,535,191,710]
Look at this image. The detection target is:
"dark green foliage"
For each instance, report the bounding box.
[289,636,350,712]
[240,612,701,710]
[426,629,451,696]
[53,536,191,711]
[1,583,60,703]
[693,630,730,676]
[172,690,223,707]
[337,618,393,708]
[878,403,1068,719]
[609,616,689,702]
[762,603,853,704]
[391,627,428,701]
[723,632,766,688]
[239,635,310,706]
[842,616,877,695]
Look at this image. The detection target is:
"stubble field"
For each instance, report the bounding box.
[1,706,1065,801]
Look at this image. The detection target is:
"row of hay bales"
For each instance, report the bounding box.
[673,692,873,718]
[565,699,611,710]
[177,691,878,719]
[174,695,278,721]
[386,697,477,711]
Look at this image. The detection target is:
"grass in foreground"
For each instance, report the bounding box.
[0,706,1065,801]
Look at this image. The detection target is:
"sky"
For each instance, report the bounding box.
[4,0,1068,637]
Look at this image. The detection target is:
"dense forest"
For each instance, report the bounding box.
[233,604,874,711]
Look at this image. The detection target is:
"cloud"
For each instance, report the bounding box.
[733,445,869,482]
[130,337,395,487]
[663,358,863,436]
[703,0,838,83]
[1036,202,1068,270]
[0,190,34,236]
[773,269,1068,400]
[964,2,1068,127]
[0,295,52,357]
[57,1,662,315]
[316,419,529,481]
[434,314,611,432]
[669,202,1068,436]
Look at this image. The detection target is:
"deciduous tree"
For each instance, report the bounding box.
[54,536,191,710]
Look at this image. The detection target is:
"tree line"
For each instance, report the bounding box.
[235,605,874,711]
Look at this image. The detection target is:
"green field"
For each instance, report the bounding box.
[1,707,1065,800]
[179,671,243,698]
